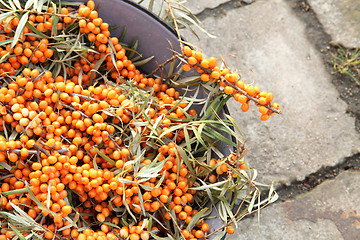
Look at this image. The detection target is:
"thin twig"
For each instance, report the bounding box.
[33,143,50,157]
[163,0,183,49]
[146,55,177,78]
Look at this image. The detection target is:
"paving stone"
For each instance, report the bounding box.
[131,0,165,17]
[307,0,360,48]
[183,0,230,15]
[180,0,360,185]
[227,171,360,239]
[133,0,232,18]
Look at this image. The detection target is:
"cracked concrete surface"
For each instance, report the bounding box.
[228,171,360,240]
[307,0,360,48]
[180,0,360,185]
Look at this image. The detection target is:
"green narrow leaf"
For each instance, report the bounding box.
[24,111,44,133]
[0,0,12,10]
[11,12,29,49]
[171,76,200,87]
[8,223,26,240]
[191,125,207,149]
[119,26,127,42]
[0,39,13,47]
[186,207,212,231]
[26,22,49,39]
[25,182,58,218]
[13,0,22,9]
[190,180,228,191]
[8,0,17,10]
[0,161,12,171]
[24,0,35,10]
[1,188,28,195]
[2,117,8,141]
[89,53,110,81]
[248,189,258,213]
[133,55,154,67]
[103,222,121,229]
[93,147,115,165]
[148,0,154,12]
[211,230,226,240]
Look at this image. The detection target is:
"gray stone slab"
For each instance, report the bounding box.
[180,0,360,185]
[183,0,229,15]
[228,171,360,239]
[308,0,360,48]
[132,0,232,18]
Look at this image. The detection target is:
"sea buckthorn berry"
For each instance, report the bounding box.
[183,46,192,56]
[211,70,220,80]
[261,114,270,121]
[183,64,191,71]
[241,103,249,112]
[200,74,209,81]
[224,86,234,95]
[266,92,274,103]
[258,106,268,114]
[188,56,197,65]
[238,95,248,104]
[258,97,267,105]
[226,226,235,234]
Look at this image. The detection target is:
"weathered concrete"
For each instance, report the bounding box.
[227,171,360,239]
[180,0,360,185]
[133,0,231,18]
[183,0,230,15]
[308,0,360,48]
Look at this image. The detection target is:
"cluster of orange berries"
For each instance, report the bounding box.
[182,46,281,121]
[0,1,242,239]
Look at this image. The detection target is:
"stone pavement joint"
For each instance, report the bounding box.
[276,152,360,201]
[183,0,256,17]
[307,0,360,49]
[185,0,253,21]
[227,171,360,240]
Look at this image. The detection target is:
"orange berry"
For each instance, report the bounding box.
[241,103,249,112]
[226,226,235,234]
[224,86,234,95]
[188,56,197,65]
[194,230,204,239]
[183,64,191,71]
[261,114,270,121]
[258,106,268,114]
[183,46,192,56]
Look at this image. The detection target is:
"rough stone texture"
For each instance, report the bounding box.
[183,0,230,15]
[227,171,360,239]
[131,0,165,16]
[180,0,360,185]
[307,0,360,48]
[133,0,231,18]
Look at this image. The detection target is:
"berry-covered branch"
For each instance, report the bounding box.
[180,46,281,121]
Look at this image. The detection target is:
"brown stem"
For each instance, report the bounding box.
[157,199,186,240]
[33,143,50,157]
[164,0,183,49]
[146,55,177,78]
[59,102,95,123]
